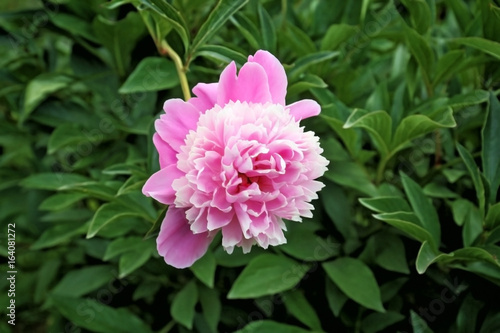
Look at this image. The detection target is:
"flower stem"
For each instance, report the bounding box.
[160,40,191,101]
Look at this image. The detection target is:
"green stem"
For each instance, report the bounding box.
[160,40,191,101]
[375,154,391,185]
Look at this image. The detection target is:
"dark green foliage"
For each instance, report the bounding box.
[1,0,499,332]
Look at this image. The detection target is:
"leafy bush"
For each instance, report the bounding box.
[1,0,499,332]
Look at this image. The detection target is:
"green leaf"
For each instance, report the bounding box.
[50,12,98,42]
[21,73,72,123]
[400,0,432,34]
[87,202,144,239]
[280,221,339,261]
[283,290,322,331]
[454,37,500,61]
[195,45,248,65]
[118,241,154,278]
[323,257,385,312]
[143,0,189,51]
[344,109,392,156]
[446,247,500,267]
[235,320,310,333]
[391,108,456,154]
[92,12,146,76]
[198,286,221,333]
[482,92,500,203]
[401,172,441,247]
[456,293,484,333]
[189,0,249,55]
[39,192,88,211]
[31,223,87,250]
[34,259,61,303]
[322,115,361,158]
[423,183,460,198]
[457,143,486,217]
[486,202,500,230]
[410,310,434,333]
[373,212,436,248]
[320,23,358,51]
[288,51,339,79]
[52,265,115,297]
[288,74,327,97]
[325,278,348,317]
[321,181,355,239]
[416,241,452,274]
[228,254,309,299]
[229,13,261,50]
[258,2,276,53]
[368,233,410,274]
[50,295,151,333]
[324,161,378,197]
[171,280,198,330]
[190,250,217,288]
[359,196,411,213]
[119,57,178,93]
[432,50,465,86]
[361,311,405,333]
[405,25,434,83]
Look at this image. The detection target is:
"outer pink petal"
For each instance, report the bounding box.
[142,165,183,205]
[287,99,321,121]
[248,50,287,105]
[217,62,272,105]
[156,99,201,151]
[190,83,218,112]
[157,207,213,268]
[153,133,177,169]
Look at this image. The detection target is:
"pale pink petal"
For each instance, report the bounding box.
[153,133,176,169]
[142,165,183,205]
[287,99,321,121]
[217,62,272,105]
[190,83,218,112]
[248,50,287,105]
[156,99,201,151]
[157,207,213,269]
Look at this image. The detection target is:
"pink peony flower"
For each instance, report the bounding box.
[143,50,329,268]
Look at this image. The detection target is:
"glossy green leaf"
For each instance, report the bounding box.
[457,143,486,216]
[283,290,322,331]
[190,250,216,288]
[228,254,309,299]
[359,196,411,213]
[401,172,441,247]
[199,286,221,333]
[31,223,87,250]
[432,50,465,86]
[324,161,378,197]
[405,25,434,83]
[118,241,154,278]
[234,320,311,333]
[258,3,276,53]
[39,192,88,211]
[486,202,500,230]
[322,115,361,158]
[288,51,340,79]
[22,73,72,123]
[51,295,151,333]
[119,57,178,93]
[391,108,456,154]
[416,241,452,274]
[195,44,248,65]
[321,181,355,239]
[369,233,410,274]
[454,37,500,60]
[320,23,358,51]
[410,310,434,333]
[142,0,189,51]
[87,202,144,239]
[456,293,484,333]
[323,257,385,312]
[374,212,436,248]
[482,92,500,203]
[52,265,115,297]
[189,0,249,55]
[171,280,198,330]
[344,109,392,156]
[325,278,348,317]
[361,311,405,333]
[400,0,432,34]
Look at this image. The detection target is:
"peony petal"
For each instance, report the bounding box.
[156,99,201,151]
[157,207,213,268]
[190,82,218,112]
[153,133,177,169]
[142,165,183,205]
[217,62,272,105]
[248,50,287,105]
[287,99,321,121]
